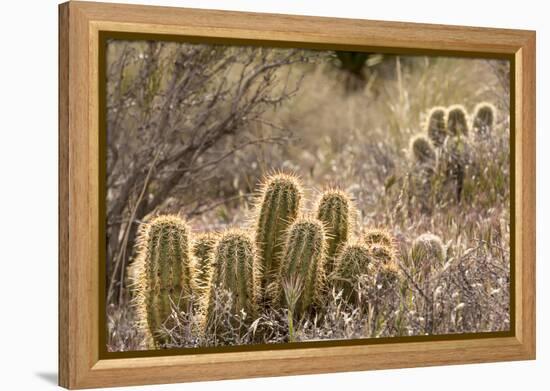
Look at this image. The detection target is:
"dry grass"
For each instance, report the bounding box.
[106,49,510,352]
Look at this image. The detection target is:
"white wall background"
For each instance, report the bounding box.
[0,0,546,389]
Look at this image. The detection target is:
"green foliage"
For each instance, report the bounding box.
[203,230,259,333]
[132,215,194,349]
[472,102,497,136]
[191,233,218,296]
[254,173,302,296]
[446,105,469,136]
[316,189,353,273]
[332,244,371,304]
[426,106,447,147]
[274,217,327,316]
[410,134,436,165]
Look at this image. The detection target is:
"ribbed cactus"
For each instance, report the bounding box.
[472,102,497,136]
[410,134,436,165]
[203,230,259,333]
[363,228,395,250]
[191,232,217,296]
[442,135,471,202]
[332,243,371,304]
[368,243,399,287]
[254,173,302,294]
[132,215,194,349]
[273,217,326,316]
[411,233,446,276]
[315,189,353,274]
[446,105,469,137]
[426,106,447,147]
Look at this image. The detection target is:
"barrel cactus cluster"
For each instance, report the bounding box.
[407,102,497,204]
[128,172,448,348]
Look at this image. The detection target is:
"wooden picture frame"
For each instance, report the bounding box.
[59,1,536,389]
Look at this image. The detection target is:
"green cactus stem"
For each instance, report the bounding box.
[254,173,302,294]
[274,217,326,316]
[446,105,469,136]
[132,215,194,349]
[472,102,497,136]
[332,243,371,304]
[426,106,447,147]
[191,232,217,296]
[410,134,437,165]
[203,230,259,333]
[315,189,353,274]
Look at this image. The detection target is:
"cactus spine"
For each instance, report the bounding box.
[446,104,469,136]
[426,106,447,147]
[132,215,194,349]
[203,230,259,332]
[191,233,217,296]
[332,244,371,304]
[315,189,352,273]
[274,217,326,316]
[254,173,302,294]
[472,102,497,136]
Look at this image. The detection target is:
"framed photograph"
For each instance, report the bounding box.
[59,1,536,389]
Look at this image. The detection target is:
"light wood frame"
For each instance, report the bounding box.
[59,1,536,389]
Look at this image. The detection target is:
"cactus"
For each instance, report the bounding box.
[191,232,217,296]
[472,102,497,136]
[368,243,399,287]
[315,189,353,274]
[426,106,447,147]
[446,105,469,136]
[411,233,446,277]
[411,233,447,265]
[408,136,437,213]
[273,217,326,316]
[332,243,371,304]
[254,173,302,294]
[410,134,436,165]
[363,228,395,250]
[442,135,471,202]
[203,230,259,333]
[132,215,194,349]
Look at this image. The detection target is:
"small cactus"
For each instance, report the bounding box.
[426,106,447,147]
[332,243,371,304]
[273,217,326,316]
[132,215,194,349]
[446,105,469,137]
[410,134,437,165]
[363,228,395,250]
[472,102,497,136]
[191,232,217,296]
[368,243,399,287]
[315,189,353,273]
[254,173,302,295]
[407,136,437,213]
[412,233,446,277]
[203,230,259,334]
